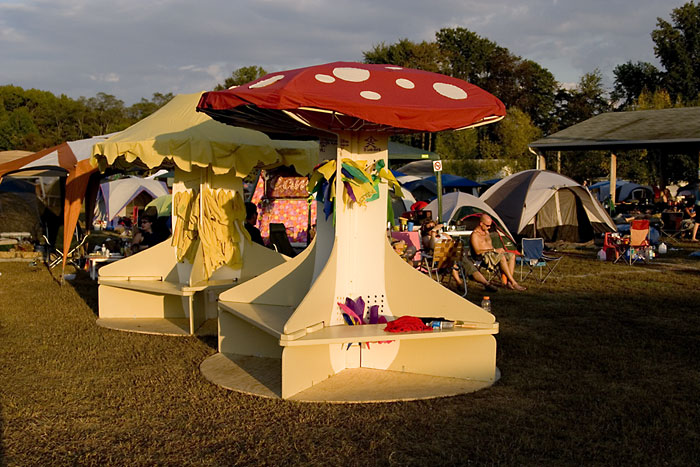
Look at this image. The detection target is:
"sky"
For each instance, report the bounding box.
[0,0,690,105]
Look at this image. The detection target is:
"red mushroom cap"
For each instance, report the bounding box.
[197,62,505,136]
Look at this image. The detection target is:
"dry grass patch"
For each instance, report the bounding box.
[1,244,700,465]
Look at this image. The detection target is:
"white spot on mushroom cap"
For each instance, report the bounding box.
[250,75,284,88]
[360,90,381,101]
[433,82,468,100]
[396,78,415,89]
[315,74,335,83]
[333,67,370,82]
[385,66,403,70]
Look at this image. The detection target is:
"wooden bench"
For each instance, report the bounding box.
[217,299,498,399]
[97,238,287,335]
[100,276,237,334]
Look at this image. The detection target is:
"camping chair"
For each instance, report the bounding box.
[517,238,562,283]
[268,223,297,257]
[422,238,467,297]
[603,232,627,263]
[659,211,683,242]
[43,228,89,270]
[626,219,652,265]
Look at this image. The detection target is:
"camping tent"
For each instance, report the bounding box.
[424,192,514,238]
[588,180,654,204]
[481,169,616,242]
[94,176,169,224]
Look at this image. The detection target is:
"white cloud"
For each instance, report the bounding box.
[89,73,120,83]
[0,0,691,103]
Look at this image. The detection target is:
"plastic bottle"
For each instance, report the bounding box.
[101,244,108,256]
[480,296,491,313]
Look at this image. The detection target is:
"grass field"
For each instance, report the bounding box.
[1,242,699,466]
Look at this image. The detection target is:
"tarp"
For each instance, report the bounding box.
[481,169,616,242]
[95,177,169,222]
[91,92,319,177]
[0,135,113,273]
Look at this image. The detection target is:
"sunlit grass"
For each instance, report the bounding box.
[1,241,699,465]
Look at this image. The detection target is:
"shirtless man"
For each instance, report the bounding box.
[470,214,526,291]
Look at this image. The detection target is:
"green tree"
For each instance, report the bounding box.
[652,1,700,103]
[126,92,175,121]
[85,92,128,135]
[215,66,268,90]
[612,61,663,109]
[364,39,442,72]
[554,70,610,130]
[0,106,39,150]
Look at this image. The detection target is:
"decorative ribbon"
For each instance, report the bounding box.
[308,159,403,220]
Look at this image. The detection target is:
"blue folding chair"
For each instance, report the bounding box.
[517,238,562,283]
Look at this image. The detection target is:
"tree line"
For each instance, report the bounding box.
[0,88,174,153]
[2,2,699,186]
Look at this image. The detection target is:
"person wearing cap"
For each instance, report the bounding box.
[244,202,265,246]
[470,214,526,291]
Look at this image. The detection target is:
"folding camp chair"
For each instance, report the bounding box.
[422,238,467,297]
[43,230,89,270]
[626,219,652,265]
[517,238,562,283]
[268,223,297,257]
[603,232,627,263]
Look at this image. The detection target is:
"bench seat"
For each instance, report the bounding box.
[99,278,237,334]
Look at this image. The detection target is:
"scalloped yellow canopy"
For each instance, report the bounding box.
[91,92,318,176]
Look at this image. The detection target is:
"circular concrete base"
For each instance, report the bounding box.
[200,352,499,403]
[96,318,217,337]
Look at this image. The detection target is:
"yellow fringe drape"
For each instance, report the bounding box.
[171,189,200,264]
[200,187,246,279]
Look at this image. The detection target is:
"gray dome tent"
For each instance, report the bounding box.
[481,169,616,242]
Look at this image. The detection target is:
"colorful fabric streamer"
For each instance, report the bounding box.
[308,158,404,220]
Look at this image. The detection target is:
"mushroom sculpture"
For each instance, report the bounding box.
[197,62,506,401]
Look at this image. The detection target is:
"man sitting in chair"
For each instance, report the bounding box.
[470,214,526,291]
[421,219,498,293]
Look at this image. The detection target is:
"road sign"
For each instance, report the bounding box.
[433,160,442,172]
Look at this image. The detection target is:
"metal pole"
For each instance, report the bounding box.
[436,171,443,224]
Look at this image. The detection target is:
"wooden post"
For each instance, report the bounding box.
[557,151,561,173]
[610,153,617,205]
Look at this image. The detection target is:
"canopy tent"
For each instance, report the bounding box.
[92,92,318,178]
[0,135,112,272]
[424,191,513,237]
[588,180,654,204]
[481,169,616,243]
[91,91,319,280]
[95,177,169,223]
